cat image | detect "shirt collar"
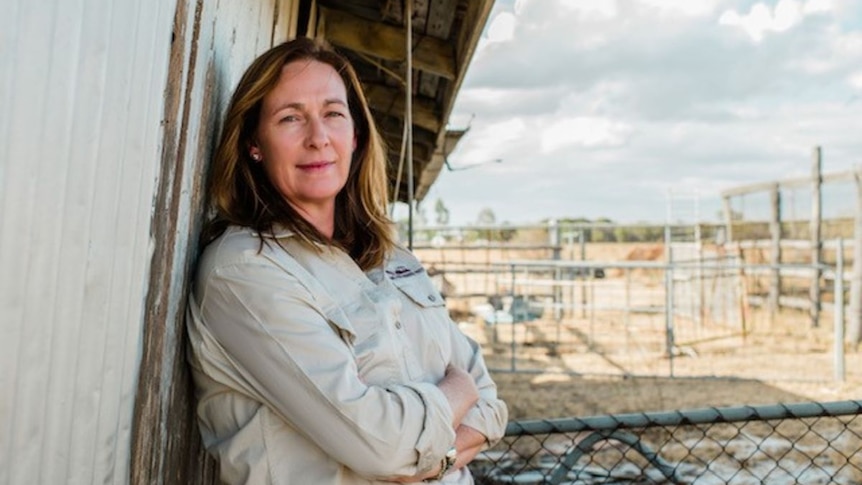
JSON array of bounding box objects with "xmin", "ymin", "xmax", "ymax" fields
[{"xmin": 245, "ymin": 223, "xmax": 296, "ymax": 239}]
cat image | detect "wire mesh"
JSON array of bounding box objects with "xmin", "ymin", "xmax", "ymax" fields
[{"xmin": 468, "ymin": 400, "xmax": 862, "ymax": 484}]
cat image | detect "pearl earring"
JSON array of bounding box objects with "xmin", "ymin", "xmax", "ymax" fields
[{"xmin": 251, "ymin": 153, "xmax": 261, "ymax": 161}]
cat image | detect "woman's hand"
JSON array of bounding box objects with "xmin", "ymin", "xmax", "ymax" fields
[
  {"xmin": 436, "ymin": 366, "xmax": 479, "ymax": 427},
  {"xmin": 384, "ymin": 424, "xmax": 488, "ymax": 483},
  {"xmin": 452, "ymin": 424, "xmax": 486, "ymax": 471},
  {"xmin": 383, "ymin": 370, "xmax": 483, "ymax": 483}
]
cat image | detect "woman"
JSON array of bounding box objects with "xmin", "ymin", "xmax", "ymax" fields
[{"xmin": 186, "ymin": 37, "xmax": 508, "ymax": 484}]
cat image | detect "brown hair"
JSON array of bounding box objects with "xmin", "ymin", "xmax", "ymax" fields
[{"xmin": 203, "ymin": 37, "xmax": 394, "ymax": 270}]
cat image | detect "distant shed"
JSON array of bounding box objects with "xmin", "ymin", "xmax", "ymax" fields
[{"xmin": 0, "ymin": 1, "xmax": 493, "ymax": 483}]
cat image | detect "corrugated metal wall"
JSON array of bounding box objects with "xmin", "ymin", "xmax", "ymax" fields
[
  {"xmin": 0, "ymin": 0, "xmax": 302, "ymax": 483},
  {"xmin": 0, "ymin": 0, "xmax": 177, "ymax": 483}
]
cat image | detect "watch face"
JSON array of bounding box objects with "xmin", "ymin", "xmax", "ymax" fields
[{"xmin": 445, "ymin": 447, "xmax": 457, "ymax": 464}]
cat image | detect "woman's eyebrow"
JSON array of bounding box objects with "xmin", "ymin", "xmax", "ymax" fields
[
  {"xmin": 323, "ymin": 98, "xmax": 348, "ymax": 108},
  {"xmin": 269, "ymin": 101, "xmax": 303, "ymax": 116},
  {"xmin": 269, "ymin": 98, "xmax": 347, "ymax": 116}
]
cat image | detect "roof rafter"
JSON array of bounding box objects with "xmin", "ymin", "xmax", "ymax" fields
[
  {"xmin": 319, "ymin": 6, "xmax": 457, "ymax": 80},
  {"xmin": 364, "ymin": 84, "xmax": 440, "ymax": 133}
]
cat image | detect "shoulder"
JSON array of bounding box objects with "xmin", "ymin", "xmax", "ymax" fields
[
  {"xmin": 388, "ymin": 243, "xmax": 422, "ymax": 265},
  {"xmin": 195, "ymin": 225, "xmax": 301, "ymax": 281},
  {"xmin": 384, "ymin": 244, "xmax": 425, "ymax": 276}
]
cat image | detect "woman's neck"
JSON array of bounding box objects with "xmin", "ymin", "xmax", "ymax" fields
[{"xmin": 292, "ymin": 202, "xmax": 335, "ymax": 239}]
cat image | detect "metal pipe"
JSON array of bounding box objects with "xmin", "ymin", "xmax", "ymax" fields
[{"xmin": 505, "ymin": 400, "xmax": 862, "ymax": 435}]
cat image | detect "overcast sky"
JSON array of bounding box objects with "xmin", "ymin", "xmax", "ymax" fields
[{"xmin": 407, "ymin": 0, "xmax": 862, "ymax": 226}]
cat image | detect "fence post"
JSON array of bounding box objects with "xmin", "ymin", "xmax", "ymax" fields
[
  {"xmin": 770, "ymin": 183, "xmax": 781, "ymax": 327},
  {"xmin": 722, "ymin": 195, "xmax": 734, "ymax": 243},
  {"xmin": 549, "ymin": 219, "xmax": 562, "ymax": 322},
  {"xmin": 579, "ymin": 229, "xmax": 587, "ymax": 318},
  {"xmin": 835, "ymin": 239, "xmax": 845, "ymax": 382},
  {"xmin": 810, "ymin": 146, "xmax": 823, "ymax": 327},
  {"xmin": 664, "ymin": 224, "xmax": 675, "ymax": 377},
  {"xmin": 509, "ymin": 263, "xmax": 517, "ymax": 372},
  {"xmin": 850, "ymin": 168, "xmax": 862, "ymax": 345}
]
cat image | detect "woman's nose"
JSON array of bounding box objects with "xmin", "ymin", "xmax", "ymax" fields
[{"xmin": 305, "ymin": 117, "xmax": 330, "ymax": 148}]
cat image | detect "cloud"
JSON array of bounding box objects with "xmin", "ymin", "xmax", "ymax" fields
[
  {"xmin": 541, "ymin": 117, "xmax": 633, "ymax": 152},
  {"xmin": 430, "ymin": 0, "xmax": 862, "ymax": 226},
  {"xmin": 486, "ymin": 11, "xmax": 515, "ymax": 43},
  {"xmin": 447, "ymin": 117, "xmax": 529, "ymax": 165},
  {"xmin": 718, "ymin": 0, "xmax": 832, "ymax": 43},
  {"xmin": 636, "ymin": 0, "xmax": 721, "ymax": 17}
]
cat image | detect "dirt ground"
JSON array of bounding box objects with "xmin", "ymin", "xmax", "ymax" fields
[
  {"xmin": 487, "ymin": 369, "xmax": 861, "ymax": 421},
  {"xmin": 464, "ymin": 315, "xmax": 862, "ymax": 420},
  {"xmin": 470, "ymin": 295, "xmax": 862, "ymax": 421}
]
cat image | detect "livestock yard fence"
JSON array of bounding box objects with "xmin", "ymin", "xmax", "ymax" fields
[
  {"xmin": 411, "ymin": 152, "xmax": 862, "ymax": 483},
  {"xmin": 468, "ymin": 400, "xmax": 862, "ymax": 484},
  {"xmin": 408, "ymin": 219, "xmax": 859, "ymax": 382}
]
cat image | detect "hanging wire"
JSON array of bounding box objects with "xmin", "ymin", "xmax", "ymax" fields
[
  {"xmin": 392, "ymin": 117, "xmax": 409, "ymax": 216},
  {"xmin": 405, "ymin": 0, "xmax": 415, "ymax": 249}
]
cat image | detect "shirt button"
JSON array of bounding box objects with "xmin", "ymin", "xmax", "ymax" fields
[
  {"xmin": 428, "ymin": 295, "xmax": 436, "ymax": 302},
  {"xmin": 395, "ymin": 321, "xmax": 402, "ymax": 329}
]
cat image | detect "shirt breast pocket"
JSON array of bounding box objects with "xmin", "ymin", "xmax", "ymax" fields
[{"xmin": 390, "ymin": 272, "xmax": 447, "ymax": 310}]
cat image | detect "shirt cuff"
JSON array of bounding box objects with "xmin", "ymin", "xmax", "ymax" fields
[
  {"xmin": 400, "ymin": 381, "xmax": 457, "ymax": 474},
  {"xmin": 460, "ymin": 398, "xmax": 508, "ymax": 446}
]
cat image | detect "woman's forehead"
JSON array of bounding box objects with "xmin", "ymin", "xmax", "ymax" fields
[{"xmin": 271, "ymin": 59, "xmax": 348, "ymax": 100}]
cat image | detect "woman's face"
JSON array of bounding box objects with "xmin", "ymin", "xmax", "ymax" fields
[{"xmin": 252, "ymin": 59, "xmax": 356, "ymax": 217}]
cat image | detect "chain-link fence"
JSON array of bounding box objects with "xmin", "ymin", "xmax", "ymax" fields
[{"xmin": 468, "ymin": 400, "xmax": 862, "ymax": 484}]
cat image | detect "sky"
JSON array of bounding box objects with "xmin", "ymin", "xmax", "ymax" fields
[{"xmin": 403, "ymin": 0, "xmax": 862, "ymax": 226}]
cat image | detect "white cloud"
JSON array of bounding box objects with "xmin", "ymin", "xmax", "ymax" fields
[
  {"xmin": 635, "ymin": 0, "xmax": 719, "ymax": 17},
  {"xmin": 718, "ymin": 0, "xmax": 812, "ymax": 42},
  {"xmin": 803, "ymin": 0, "xmax": 833, "ymax": 14},
  {"xmin": 719, "ymin": 3, "xmax": 782, "ymax": 42},
  {"xmin": 557, "ymin": 0, "xmax": 619, "ymax": 18},
  {"xmin": 541, "ymin": 117, "xmax": 632, "ymax": 152},
  {"xmin": 717, "ymin": 0, "xmax": 839, "ymax": 43},
  {"xmin": 450, "ymin": 117, "xmax": 528, "ymax": 165},
  {"xmin": 773, "ymin": 0, "xmax": 804, "ymax": 31},
  {"xmin": 486, "ymin": 12, "xmax": 515, "ymax": 43},
  {"xmin": 435, "ymin": 0, "xmax": 862, "ymax": 226}
]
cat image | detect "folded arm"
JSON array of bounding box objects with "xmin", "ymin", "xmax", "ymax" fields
[{"xmin": 197, "ymin": 261, "xmax": 458, "ymax": 479}]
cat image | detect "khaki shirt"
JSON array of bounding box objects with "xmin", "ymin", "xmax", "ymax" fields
[{"xmin": 186, "ymin": 226, "xmax": 508, "ymax": 484}]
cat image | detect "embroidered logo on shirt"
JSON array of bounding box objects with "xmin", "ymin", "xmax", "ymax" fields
[{"xmin": 385, "ymin": 265, "xmax": 425, "ymax": 279}]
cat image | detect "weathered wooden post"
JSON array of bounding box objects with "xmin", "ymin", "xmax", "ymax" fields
[
  {"xmin": 810, "ymin": 146, "xmax": 823, "ymax": 328},
  {"xmin": 722, "ymin": 195, "xmax": 734, "ymax": 243},
  {"xmin": 769, "ymin": 183, "xmax": 781, "ymax": 327},
  {"xmin": 834, "ymin": 239, "xmax": 846, "ymax": 382},
  {"xmin": 549, "ymin": 219, "xmax": 563, "ymax": 323},
  {"xmin": 849, "ymin": 167, "xmax": 862, "ymax": 344}
]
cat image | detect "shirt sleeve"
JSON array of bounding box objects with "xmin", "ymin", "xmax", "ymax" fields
[
  {"xmin": 196, "ymin": 257, "xmax": 456, "ymax": 479},
  {"xmin": 448, "ymin": 327, "xmax": 509, "ymax": 445}
]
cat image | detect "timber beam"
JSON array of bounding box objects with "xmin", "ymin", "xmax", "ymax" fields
[
  {"xmin": 319, "ymin": 6, "xmax": 457, "ymax": 80},
  {"xmin": 365, "ymin": 84, "xmax": 440, "ymax": 133}
]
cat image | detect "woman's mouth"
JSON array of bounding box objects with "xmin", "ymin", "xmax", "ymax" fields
[{"xmin": 298, "ymin": 161, "xmax": 334, "ymax": 171}]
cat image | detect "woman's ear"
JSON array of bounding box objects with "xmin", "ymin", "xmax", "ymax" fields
[{"xmin": 248, "ymin": 142, "xmax": 262, "ymax": 162}]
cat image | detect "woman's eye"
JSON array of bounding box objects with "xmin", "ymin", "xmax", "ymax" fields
[
  {"xmin": 326, "ymin": 111, "xmax": 346, "ymax": 118},
  {"xmin": 279, "ymin": 114, "xmax": 299, "ymax": 123}
]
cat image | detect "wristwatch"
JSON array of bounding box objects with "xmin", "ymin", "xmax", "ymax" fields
[{"xmin": 425, "ymin": 446, "xmax": 457, "ymax": 482}]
